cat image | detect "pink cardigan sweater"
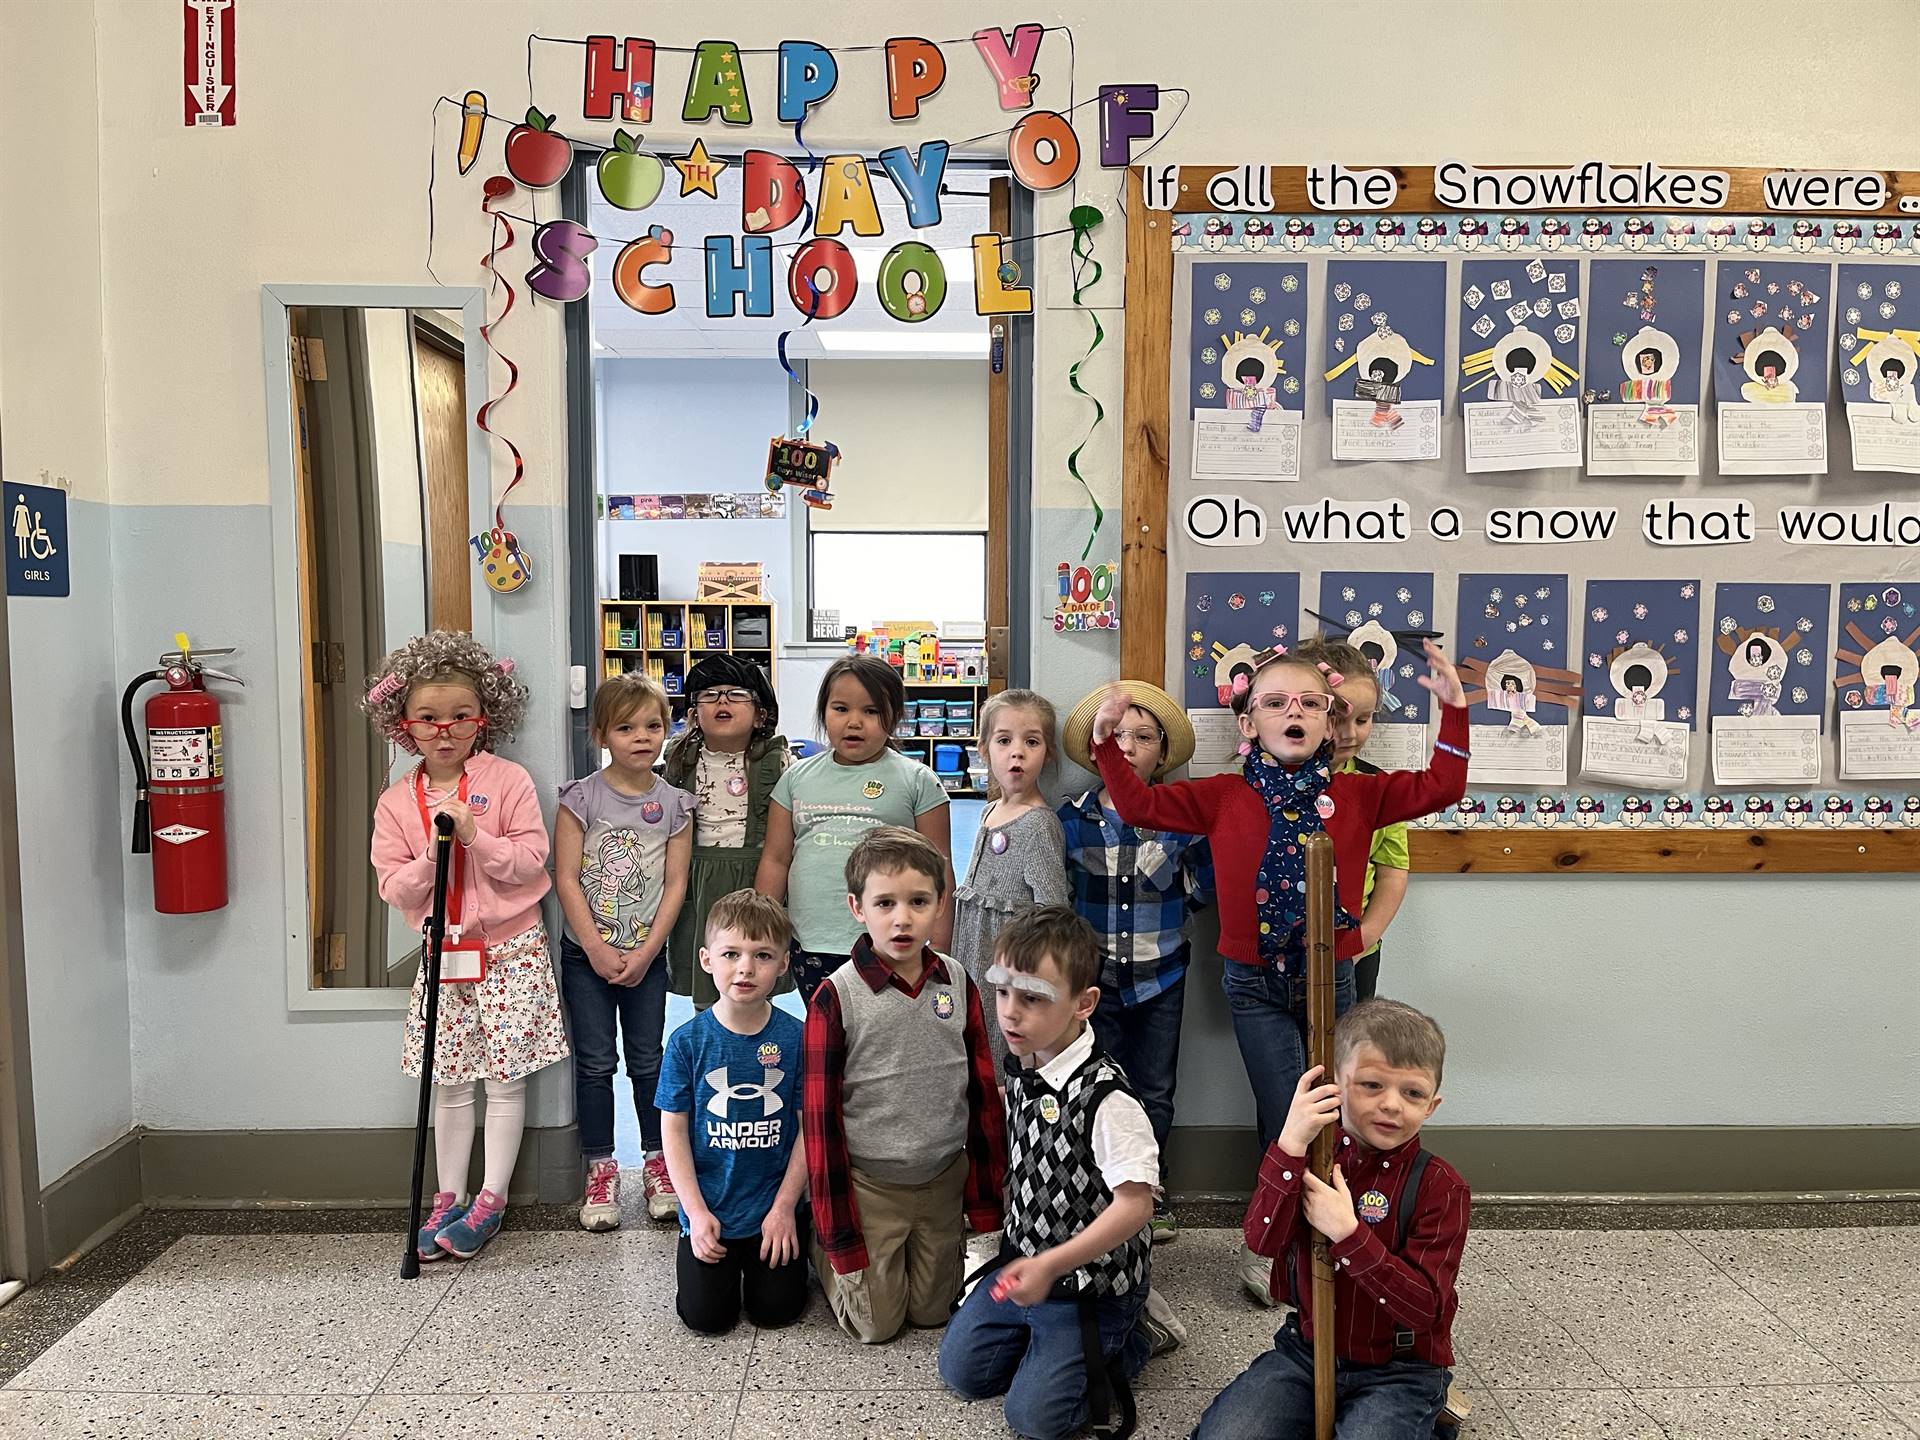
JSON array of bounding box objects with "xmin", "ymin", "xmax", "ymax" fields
[{"xmin": 370, "ymin": 751, "xmax": 551, "ymax": 943}]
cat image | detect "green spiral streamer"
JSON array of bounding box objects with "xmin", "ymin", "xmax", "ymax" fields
[{"xmin": 1064, "ymin": 204, "xmax": 1107, "ymax": 562}]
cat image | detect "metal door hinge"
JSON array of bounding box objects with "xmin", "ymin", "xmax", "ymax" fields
[{"xmin": 314, "ymin": 640, "xmax": 346, "ymax": 685}]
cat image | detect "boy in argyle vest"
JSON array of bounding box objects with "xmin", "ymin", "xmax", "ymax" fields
[{"xmin": 938, "ymin": 908, "xmax": 1183, "ymax": 1440}]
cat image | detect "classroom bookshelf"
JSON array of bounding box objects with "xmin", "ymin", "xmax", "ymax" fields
[
  {"xmin": 599, "ymin": 599, "xmax": 776, "ymax": 716},
  {"xmin": 896, "ymin": 679, "xmax": 989, "ymax": 799}
]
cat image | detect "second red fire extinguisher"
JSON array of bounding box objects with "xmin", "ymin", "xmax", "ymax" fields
[{"xmin": 121, "ymin": 634, "xmax": 242, "ymax": 914}]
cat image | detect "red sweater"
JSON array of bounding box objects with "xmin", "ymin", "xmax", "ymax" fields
[{"xmin": 1092, "ymin": 705, "xmax": 1468, "ymax": 966}]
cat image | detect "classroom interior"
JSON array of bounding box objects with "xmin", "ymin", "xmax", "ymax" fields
[{"xmin": 0, "ymin": 2, "xmax": 1916, "ymax": 1438}]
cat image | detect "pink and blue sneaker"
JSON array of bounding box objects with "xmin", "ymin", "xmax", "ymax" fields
[
  {"xmin": 416, "ymin": 1191, "xmax": 467, "ymax": 1262},
  {"xmin": 435, "ymin": 1189, "xmax": 506, "ymax": 1259}
]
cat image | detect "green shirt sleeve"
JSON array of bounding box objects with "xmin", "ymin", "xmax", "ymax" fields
[{"xmin": 1369, "ymin": 819, "xmax": 1410, "ymax": 872}]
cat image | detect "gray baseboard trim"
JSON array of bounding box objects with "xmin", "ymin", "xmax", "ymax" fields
[
  {"xmin": 141, "ymin": 1126, "xmax": 582, "ymax": 1207},
  {"xmin": 1162, "ymin": 1124, "xmax": 1920, "ymax": 1201},
  {"xmin": 40, "ymin": 1131, "xmax": 143, "ymax": 1265}
]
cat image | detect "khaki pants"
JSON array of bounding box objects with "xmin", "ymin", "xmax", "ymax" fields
[{"xmin": 814, "ymin": 1152, "xmax": 968, "ymax": 1344}]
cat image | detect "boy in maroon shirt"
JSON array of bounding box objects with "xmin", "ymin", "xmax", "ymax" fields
[{"xmin": 1194, "ymin": 999, "xmax": 1467, "ymax": 1438}]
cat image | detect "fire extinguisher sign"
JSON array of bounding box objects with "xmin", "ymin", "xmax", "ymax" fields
[
  {"xmin": 150, "ymin": 726, "xmax": 221, "ymax": 782},
  {"xmin": 182, "ymin": 1, "xmax": 236, "ymax": 128}
]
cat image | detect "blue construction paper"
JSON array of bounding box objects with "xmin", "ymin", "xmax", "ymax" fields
[
  {"xmin": 1707, "ymin": 583, "xmax": 1831, "ymax": 725},
  {"xmin": 1457, "ymin": 574, "xmax": 1572, "ymax": 725},
  {"xmin": 1458, "ymin": 258, "xmax": 1582, "ymax": 400},
  {"xmin": 1189, "ymin": 262, "xmax": 1310, "ymax": 413},
  {"xmin": 1835, "ymin": 265, "xmax": 1920, "ymax": 407},
  {"xmin": 1313, "ymin": 572, "xmax": 1435, "ymax": 725},
  {"xmin": 1834, "ymin": 582, "xmax": 1920, "ymax": 712},
  {"xmin": 1181, "ymin": 571, "xmax": 1301, "ymax": 711},
  {"xmin": 1710, "ymin": 261, "xmax": 1831, "ymax": 405},
  {"xmin": 1322, "ymin": 261, "xmax": 1447, "ymax": 413},
  {"xmin": 1582, "ymin": 260, "xmax": 1706, "ymax": 408},
  {"xmin": 1580, "ymin": 579, "xmax": 1703, "ymax": 730}
]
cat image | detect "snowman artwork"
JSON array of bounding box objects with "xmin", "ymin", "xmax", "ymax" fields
[
  {"xmin": 1580, "ymin": 217, "xmax": 1611, "ymax": 252},
  {"xmin": 1283, "ymin": 217, "xmax": 1314, "ymax": 252},
  {"xmin": 1219, "ymin": 328, "xmax": 1284, "ymax": 423},
  {"xmin": 1497, "ymin": 217, "xmax": 1529, "ymax": 251},
  {"xmin": 1539, "ymin": 217, "xmax": 1569, "ymax": 252},
  {"xmin": 1660, "ymin": 795, "xmax": 1691, "ymax": 829},
  {"xmin": 1790, "ymin": 219, "xmax": 1821, "ymax": 253},
  {"xmin": 1910, "ymin": 220, "xmax": 1920, "ymax": 255},
  {"xmin": 1456, "ymin": 217, "xmax": 1487, "ymax": 252},
  {"xmin": 1331, "ymin": 217, "xmax": 1362, "ymax": 253},
  {"xmin": 1746, "ymin": 219, "xmax": 1775, "ymax": 252},
  {"xmin": 1485, "ymin": 650, "xmax": 1542, "ymax": 733},
  {"xmin": 1704, "ymin": 220, "xmax": 1736, "ymax": 252},
  {"xmin": 1574, "ymin": 794, "xmax": 1604, "ymax": 829},
  {"xmin": 1494, "ymin": 795, "xmax": 1524, "ymax": 829},
  {"xmin": 1735, "ymin": 325, "xmax": 1802, "ymax": 404},
  {"xmin": 1622, "ymin": 217, "xmax": 1653, "ymax": 252},
  {"xmin": 1745, "ymin": 795, "xmax": 1774, "ymax": 829},
  {"xmin": 1862, "ymin": 795, "xmax": 1893, "ymax": 829},
  {"xmin": 1618, "ymin": 325, "xmax": 1681, "ymax": 428},
  {"xmin": 1609, "ymin": 642, "xmax": 1672, "ymax": 742},
  {"xmin": 1415, "ymin": 216, "xmax": 1447, "ymax": 252},
  {"xmin": 1784, "ymin": 795, "xmax": 1812, "ymax": 828},
  {"xmin": 1201, "ymin": 216, "xmax": 1232, "ymax": 252},
  {"xmin": 1243, "ymin": 217, "xmax": 1274, "ymax": 252},
  {"xmin": 1703, "ymin": 795, "xmax": 1733, "ymax": 829},
  {"xmin": 1620, "ymin": 795, "xmax": 1650, "ymax": 829},
  {"xmin": 1832, "ymin": 221, "xmax": 1860, "ymax": 254},
  {"xmin": 1533, "ymin": 796, "xmax": 1562, "ymax": 829},
  {"xmin": 1663, "ymin": 219, "xmax": 1695, "ymax": 251},
  {"xmin": 1871, "ymin": 221, "xmax": 1900, "ymax": 255},
  {"xmin": 1862, "ymin": 334, "xmax": 1920, "ymax": 425},
  {"xmin": 1902, "ymin": 794, "xmax": 1920, "ymax": 828},
  {"xmin": 1453, "ymin": 797, "xmax": 1484, "ymax": 829},
  {"xmin": 1820, "ymin": 795, "xmax": 1852, "ymax": 828}
]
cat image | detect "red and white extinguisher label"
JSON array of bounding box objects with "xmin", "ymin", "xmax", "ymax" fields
[
  {"xmin": 153, "ymin": 824, "xmax": 211, "ymax": 845},
  {"xmin": 150, "ymin": 726, "xmax": 218, "ymax": 782}
]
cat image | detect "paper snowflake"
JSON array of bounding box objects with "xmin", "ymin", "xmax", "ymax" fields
[
  {"xmin": 1847, "ymin": 596, "xmax": 1863, "ymax": 612},
  {"xmin": 1674, "ymin": 628, "xmax": 1689, "ymax": 645},
  {"xmin": 1589, "ymin": 653, "xmax": 1603, "ymax": 668},
  {"xmin": 1190, "ymin": 629, "xmax": 1204, "ymax": 641},
  {"xmin": 1506, "ymin": 621, "xmax": 1518, "ymax": 632},
  {"xmin": 1865, "ymin": 595, "xmax": 1879, "ymax": 611},
  {"xmin": 1200, "ymin": 346, "xmax": 1219, "ymax": 365},
  {"xmin": 1282, "ymin": 375, "xmax": 1300, "ymax": 394},
  {"xmin": 1750, "ymin": 302, "xmax": 1768, "ymax": 317},
  {"xmin": 1399, "ymin": 664, "xmax": 1415, "ymax": 679},
  {"xmin": 1795, "ymin": 616, "xmax": 1814, "ymax": 632},
  {"xmin": 1882, "ymin": 302, "xmax": 1899, "ymax": 320},
  {"xmin": 1472, "ymin": 315, "xmax": 1496, "ymax": 338},
  {"xmin": 1407, "ymin": 610, "xmax": 1424, "ymax": 626},
  {"xmin": 1212, "ymin": 273, "xmax": 1232, "ymax": 291},
  {"xmin": 1591, "ymin": 607, "xmax": 1608, "ymax": 622},
  {"xmin": 1594, "ymin": 695, "xmax": 1610, "ymax": 710},
  {"xmin": 1719, "ymin": 616, "xmax": 1738, "ymax": 635},
  {"xmin": 1842, "ymin": 334, "xmax": 1858, "ymax": 352},
  {"xmin": 1791, "ymin": 687, "xmax": 1808, "ymax": 705},
  {"xmin": 1883, "ymin": 619, "xmax": 1900, "ymax": 635},
  {"xmin": 1542, "ymin": 639, "xmax": 1554, "ymax": 652},
  {"xmin": 1280, "ymin": 275, "xmax": 1300, "ymax": 293},
  {"xmin": 1680, "ymin": 584, "xmax": 1695, "ymax": 599},
  {"xmin": 1616, "ymin": 630, "xmax": 1629, "ymax": 644},
  {"xmin": 1633, "ymin": 603, "xmax": 1648, "ymax": 619},
  {"xmin": 1199, "ymin": 382, "xmax": 1217, "ymax": 399},
  {"xmin": 1248, "ymin": 286, "xmax": 1268, "ymax": 304},
  {"xmin": 1889, "ymin": 281, "xmax": 1903, "ymax": 299},
  {"xmin": 1368, "ymin": 602, "xmax": 1384, "ymax": 617},
  {"xmin": 1273, "ymin": 623, "xmax": 1289, "ymax": 640},
  {"xmin": 1258, "ymin": 590, "xmax": 1276, "ymax": 605},
  {"xmin": 1535, "ymin": 587, "xmax": 1551, "ymax": 600},
  {"xmin": 1845, "ymin": 368, "xmax": 1861, "ymax": 387},
  {"xmin": 1732, "ymin": 284, "xmax": 1749, "ymax": 299},
  {"xmin": 1766, "ymin": 282, "xmax": 1780, "ymax": 295},
  {"xmin": 1196, "ymin": 595, "xmax": 1212, "ymax": 612},
  {"xmin": 1228, "ymin": 593, "xmax": 1246, "ymax": 610},
  {"xmin": 1283, "ymin": 318, "xmax": 1300, "ymax": 337},
  {"xmin": 1203, "ymin": 308, "xmax": 1221, "ymax": 326},
  {"xmin": 1777, "ymin": 311, "xmax": 1796, "ymax": 328},
  {"xmin": 1515, "ymin": 594, "xmax": 1529, "ymax": 609},
  {"xmin": 1396, "ymin": 587, "xmax": 1412, "ymax": 604},
  {"xmin": 1738, "ymin": 703, "xmax": 1754, "ymax": 717},
  {"xmin": 1338, "ymin": 313, "xmax": 1355, "ymax": 332},
  {"xmin": 1189, "ymin": 646, "xmax": 1204, "ymax": 660},
  {"xmin": 1345, "ymin": 609, "xmax": 1363, "ymax": 626},
  {"xmin": 1858, "ymin": 282, "xmax": 1874, "ymax": 300},
  {"xmin": 1341, "ymin": 587, "xmax": 1357, "ymax": 602},
  {"xmin": 1354, "ymin": 293, "xmax": 1372, "ymax": 311},
  {"xmin": 1726, "ymin": 309, "xmax": 1741, "ymax": 325},
  {"xmin": 1240, "ymin": 308, "xmax": 1257, "ymax": 326},
  {"xmin": 1745, "ymin": 269, "xmax": 1761, "ymax": 283},
  {"xmin": 1757, "ymin": 594, "xmax": 1775, "ymax": 613},
  {"xmin": 1794, "ymin": 647, "xmax": 1814, "ymax": 666},
  {"xmin": 1677, "ymin": 706, "xmax": 1690, "ymax": 721},
  {"xmin": 1334, "ymin": 338, "xmax": 1346, "ymax": 353},
  {"xmin": 1847, "ymin": 307, "xmax": 1862, "ymax": 324},
  {"xmin": 1489, "ymin": 588, "xmax": 1504, "ymax": 603},
  {"xmin": 1333, "ymin": 282, "xmax": 1352, "ymax": 302}
]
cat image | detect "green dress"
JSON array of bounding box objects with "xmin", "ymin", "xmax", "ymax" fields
[{"xmin": 663, "ymin": 735, "xmax": 791, "ymax": 1007}]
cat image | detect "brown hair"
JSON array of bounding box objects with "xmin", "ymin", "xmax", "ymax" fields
[
  {"xmin": 1228, "ymin": 653, "xmax": 1330, "ymax": 716},
  {"xmin": 703, "ymin": 888, "xmax": 793, "ymax": 949},
  {"xmin": 1335, "ymin": 999, "xmax": 1447, "ymax": 1089},
  {"xmin": 844, "ymin": 824, "xmax": 946, "ymax": 900},
  {"xmin": 592, "ymin": 671, "xmax": 671, "ymax": 740},
  {"xmin": 1290, "ymin": 636, "xmax": 1379, "ymax": 710},
  {"xmin": 992, "ymin": 905, "xmax": 1100, "ymax": 995},
  {"xmin": 816, "ymin": 655, "xmax": 905, "ymax": 738}
]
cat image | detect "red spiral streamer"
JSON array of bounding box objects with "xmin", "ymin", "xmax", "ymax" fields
[{"xmin": 477, "ymin": 175, "xmax": 525, "ymax": 530}]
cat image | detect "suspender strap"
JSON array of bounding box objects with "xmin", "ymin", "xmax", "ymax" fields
[
  {"xmin": 1078, "ymin": 1294, "xmax": 1136, "ymax": 1439},
  {"xmin": 1391, "ymin": 1147, "xmax": 1434, "ymax": 1359}
]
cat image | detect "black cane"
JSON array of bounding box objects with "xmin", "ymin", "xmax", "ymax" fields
[{"xmin": 400, "ymin": 812, "xmax": 457, "ymax": 1279}]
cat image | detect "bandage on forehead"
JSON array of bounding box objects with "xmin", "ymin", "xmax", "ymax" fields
[{"xmin": 984, "ymin": 965, "xmax": 1058, "ymax": 1001}]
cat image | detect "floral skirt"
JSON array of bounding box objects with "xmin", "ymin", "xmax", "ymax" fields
[{"xmin": 402, "ymin": 922, "xmax": 572, "ymax": 1084}]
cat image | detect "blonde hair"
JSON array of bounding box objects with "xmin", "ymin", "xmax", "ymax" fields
[
  {"xmin": 362, "ymin": 630, "xmax": 528, "ymax": 753},
  {"xmin": 592, "ymin": 671, "xmax": 671, "ymax": 741},
  {"xmin": 979, "ymin": 688, "xmax": 1058, "ymax": 797},
  {"xmin": 704, "ymin": 888, "xmax": 793, "ymax": 949},
  {"xmin": 1335, "ymin": 999, "xmax": 1447, "ymax": 1090}
]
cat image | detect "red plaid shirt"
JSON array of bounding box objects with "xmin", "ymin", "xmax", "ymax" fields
[
  {"xmin": 1244, "ymin": 1126, "xmax": 1470, "ymax": 1367},
  {"xmin": 803, "ymin": 939, "xmax": 1007, "ymax": 1274}
]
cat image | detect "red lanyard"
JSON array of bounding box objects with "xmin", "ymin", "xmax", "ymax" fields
[{"xmin": 412, "ymin": 766, "xmax": 468, "ymax": 939}]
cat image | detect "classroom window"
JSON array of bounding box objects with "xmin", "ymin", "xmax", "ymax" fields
[{"xmin": 810, "ymin": 532, "xmax": 987, "ymax": 633}]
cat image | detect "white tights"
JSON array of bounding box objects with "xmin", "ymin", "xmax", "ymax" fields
[{"xmin": 433, "ymin": 1077, "xmax": 527, "ymax": 1200}]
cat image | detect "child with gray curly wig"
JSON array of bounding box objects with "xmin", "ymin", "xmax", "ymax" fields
[{"xmin": 365, "ymin": 630, "xmax": 570, "ymax": 1263}]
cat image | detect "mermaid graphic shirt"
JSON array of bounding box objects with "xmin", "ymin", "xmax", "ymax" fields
[{"xmin": 557, "ymin": 771, "xmax": 694, "ymax": 949}]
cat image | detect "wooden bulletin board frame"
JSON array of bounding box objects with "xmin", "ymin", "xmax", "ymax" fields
[{"xmin": 1119, "ymin": 165, "xmax": 1920, "ymax": 874}]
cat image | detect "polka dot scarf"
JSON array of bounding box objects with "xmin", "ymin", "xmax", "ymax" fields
[{"xmin": 1242, "ymin": 739, "xmax": 1353, "ymax": 973}]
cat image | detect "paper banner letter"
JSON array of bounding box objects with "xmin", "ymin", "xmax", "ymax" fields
[
  {"xmin": 704, "ymin": 234, "xmax": 774, "ymax": 317},
  {"xmin": 878, "ymin": 141, "xmax": 950, "ymax": 228},
  {"xmin": 596, "ymin": 129, "xmax": 665, "ymax": 212},
  {"xmin": 1098, "ymin": 84, "xmax": 1158, "ymax": 168},
  {"xmin": 788, "ymin": 238, "xmax": 857, "ymax": 321},
  {"xmin": 742, "ymin": 150, "xmax": 805, "ymax": 234},
  {"xmin": 885, "ymin": 36, "xmax": 946, "ymax": 120},
  {"xmin": 815, "ymin": 155, "xmax": 884, "ymax": 238},
  {"xmin": 526, "ymin": 220, "xmax": 598, "ymax": 303},
  {"xmin": 973, "ymin": 233, "xmax": 1033, "ymax": 316},
  {"xmin": 1008, "ymin": 109, "xmax": 1080, "ymax": 191},
  {"xmin": 582, "ymin": 36, "xmax": 654, "ymax": 123},
  {"xmin": 972, "ymin": 24, "xmax": 1043, "ymax": 110},
  {"xmin": 682, "ymin": 39, "xmax": 751, "ymax": 125},
  {"xmin": 776, "ymin": 39, "xmax": 838, "ymax": 123},
  {"xmin": 876, "ymin": 240, "xmax": 948, "ymax": 323},
  {"xmin": 504, "ymin": 108, "xmax": 573, "ymax": 189},
  {"xmin": 613, "ymin": 227, "xmax": 676, "ymax": 315}
]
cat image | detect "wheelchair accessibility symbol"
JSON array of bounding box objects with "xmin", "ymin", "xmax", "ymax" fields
[
  {"xmin": 6, "ymin": 483, "xmax": 70, "ymax": 597},
  {"xmin": 13, "ymin": 495, "xmax": 56, "ymax": 562}
]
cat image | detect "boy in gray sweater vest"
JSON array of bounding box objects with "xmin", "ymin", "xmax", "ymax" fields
[{"xmin": 803, "ymin": 827, "xmax": 1008, "ymax": 1343}]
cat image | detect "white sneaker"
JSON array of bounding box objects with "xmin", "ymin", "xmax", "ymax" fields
[
  {"xmin": 1240, "ymin": 1244, "xmax": 1281, "ymax": 1307},
  {"xmin": 578, "ymin": 1157, "xmax": 621, "ymax": 1232},
  {"xmin": 1140, "ymin": 1287, "xmax": 1185, "ymax": 1356}
]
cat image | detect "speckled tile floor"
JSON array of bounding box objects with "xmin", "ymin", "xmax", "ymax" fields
[{"xmin": 2, "ymin": 1199, "xmax": 1916, "ymax": 1438}]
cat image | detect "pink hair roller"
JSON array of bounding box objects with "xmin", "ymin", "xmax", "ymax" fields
[{"xmin": 366, "ymin": 673, "xmax": 405, "ymax": 704}]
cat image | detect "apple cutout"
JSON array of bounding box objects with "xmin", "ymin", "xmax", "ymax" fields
[
  {"xmin": 597, "ymin": 129, "xmax": 664, "ymax": 212},
  {"xmin": 505, "ymin": 107, "xmax": 572, "ymax": 189}
]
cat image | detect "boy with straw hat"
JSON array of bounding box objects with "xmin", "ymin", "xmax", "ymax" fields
[{"xmin": 1058, "ymin": 682, "xmax": 1213, "ymax": 1243}]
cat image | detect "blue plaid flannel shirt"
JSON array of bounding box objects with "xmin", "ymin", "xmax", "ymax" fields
[{"xmin": 1058, "ymin": 788, "xmax": 1214, "ymax": 1007}]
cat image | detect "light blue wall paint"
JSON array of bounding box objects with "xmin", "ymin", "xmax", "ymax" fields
[
  {"xmin": 1026, "ymin": 504, "xmax": 1920, "ymax": 1130},
  {"xmin": 8, "ymin": 498, "xmax": 134, "ymax": 1182}
]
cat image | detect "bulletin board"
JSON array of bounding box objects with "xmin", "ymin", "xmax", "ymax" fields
[{"xmin": 1120, "ymin": 165, "xmax": 1920, "ymax": 873}]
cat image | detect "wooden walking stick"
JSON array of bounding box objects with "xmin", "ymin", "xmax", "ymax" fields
[{"xmin": 1304, "ymin": 832, "xmax": 1338, "ymax": 1440}]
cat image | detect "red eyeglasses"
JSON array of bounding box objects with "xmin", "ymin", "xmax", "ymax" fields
[{"xmin": 403, "ymin": 717, "xmax": 486, "ymax": 741}]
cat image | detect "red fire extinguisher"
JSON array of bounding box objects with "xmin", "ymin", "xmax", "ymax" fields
[{"xmin": 121, "ymin": 634, "xmax": 243, "ymax": 914}]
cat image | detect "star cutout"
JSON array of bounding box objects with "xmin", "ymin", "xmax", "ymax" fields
[{"xmin": 672, "ymin": 138, "xmax": 728, "ymax": 198}]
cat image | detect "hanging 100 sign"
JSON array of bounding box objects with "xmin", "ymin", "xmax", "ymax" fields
[
  {"xmin": 1054, "ymin": 561, "xmax": 1119, "ymax": 633},
  {"xmin": 765, "ymin": 437, "xmax": 838, "ymax": 492}
]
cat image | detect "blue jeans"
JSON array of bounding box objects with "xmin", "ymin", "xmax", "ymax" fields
[
  {"xmin": 939, "ymin": 1278, "xmax": 1147, "ymax": 1440},
  {"xmin": 559, "ymin": 934, "xmax": 668, "ymax": 1156},
  {"xmin": 1089, "ymin": 972, "xmax": 1186, "ymax": 1174},
  {"xmin": 1222, "ymin": 959, "xmax": 1355, "ymax": 1154},
  {"xmin": 1194, "ymin": 1317, "xmax": 1449, "ymax": 1440}
]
